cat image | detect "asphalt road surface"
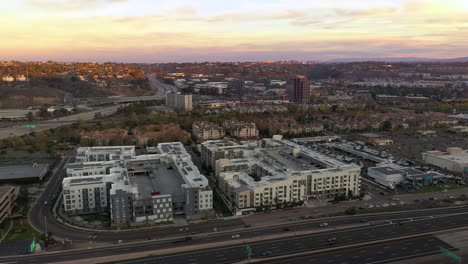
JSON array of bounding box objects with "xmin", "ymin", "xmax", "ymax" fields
[
  {"xmin": 256, "ymin": 235, "xmax": 456, "ymax": 264},
  {"xmin": 8, "ymin": 206, "xmax": 467, "ymax": 264},
  {"xmin": 100, "ymin": 210, "xmax": 468, "ymax": 264},
  {"xmin": 0, "ymin": 105, "xmax": 120, "ymax": 140},
  {"xmin": 147, "ymin": 74, "xmax": 177, "ymax": 97}
]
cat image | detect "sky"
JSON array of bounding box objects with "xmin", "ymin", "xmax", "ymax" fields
[{"xmin": 1, "ymin": 0, "xmax": 468, "ymax": 62}]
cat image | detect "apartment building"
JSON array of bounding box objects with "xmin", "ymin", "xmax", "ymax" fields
[
  {"xmin": 202, "ymin": 137, "xmax": 361, "ymax": 213},
  {"xmin": 192, "ymin": 121, "xmax": 226, "ymax": 141},
  {"xmin": 199, "ymin": 139, "xmax": 253, "ymax": 168},
  {"xmin": 0, "ymin": 186, "xmax": 16, "ymax": 225},
  {"xmin": 223, "ymin": 120, "xmax": 259, "ymax": 139},
  {"xmin": 286, "ymin": 75, "xmax": 311, "ymax": 104},
  {"xmin": 63, "ymin": 144, "xmax": 213, "ymax": 226}
]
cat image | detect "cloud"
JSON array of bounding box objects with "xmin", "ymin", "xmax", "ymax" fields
[
  {"xmin": 207, "ymin": 9, "xmax": 306, "ymax": 23},
  {"xmin": 23, "ymin": 0, "xmax": 127, "ymax": 12},
  {"xmin": 333, "ymin": 7, "xmax": 397, "ymax": 18}
]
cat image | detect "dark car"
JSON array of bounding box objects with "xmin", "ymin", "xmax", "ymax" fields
[{"xmin": 261, "ymin": 251, "xmax": 273, "ymax": 256}]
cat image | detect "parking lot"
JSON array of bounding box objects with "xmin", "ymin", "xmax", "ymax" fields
[{"xmin": 306, "ymin": 131, "xmax": 467, "ymax": 197}]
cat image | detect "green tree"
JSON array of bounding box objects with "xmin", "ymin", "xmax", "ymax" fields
[
  {"xmin": 17, "ymin": 186, "xmax": 29, "ymax": 207},
  {"xmin": 381, "ymin": 120, "xmax": 392, "ymax": 131},
  {"xmin": 345, "ymin": 206, "xmax": 358, "ymax": 215}
]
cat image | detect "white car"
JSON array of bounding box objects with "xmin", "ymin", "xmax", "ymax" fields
[
  {"xmin": 382, "ymin": 203, "xmax": 389, "ymax": 207},
  {"xmin": 319, "ymin": 222, "xmax": 329, "ymax": 227},
  {"xmin": 231, "ymin": 234, "xmax": 240, "ymax": 239}
]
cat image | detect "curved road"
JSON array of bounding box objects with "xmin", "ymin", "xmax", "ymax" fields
[{"xmin": 28, "ymin": 158, "xmax": 468, "ymax": 244}]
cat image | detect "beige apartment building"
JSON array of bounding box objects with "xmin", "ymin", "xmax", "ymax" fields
[
  {"xmin": 223, "ymin": 120, "xmax": 259, "ymax": 139},
  {"xmin": 0, "ymin": 186, "xmax": 16, "ymax": 225},
  {"xmin": 192, "ymin": 122, "xmax": 226, "ymax": 141},
  {"xmin": 201, "ymin": 137, "xmax": 361, "ymax": 213}
]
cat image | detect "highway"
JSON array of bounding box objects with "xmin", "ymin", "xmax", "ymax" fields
[
  {"xmin": 0, "ymin": 105, "xmax": 120, "ymax": 140},
  {"xmin": 8, "ymin": 197, "xmax": 468, "ymax": 264},
  {"xmin": 98, "ymin": 211, "xmax": 468, "ymax": 264},
  {"xmin": 255, "ymin": 235, "xmax": 456, "ymax": 264},
  {"xmin": 147, "ymin": 74, "xmax": 177, "ymax": 97}
]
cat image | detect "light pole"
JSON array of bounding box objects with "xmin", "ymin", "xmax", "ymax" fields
[{"xmin": 44, "ymin": 216, "xmax": 48, "ymax": 237}]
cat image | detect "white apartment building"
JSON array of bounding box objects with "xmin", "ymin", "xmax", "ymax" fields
[
  {"xmin": 63, "ymin": 144, "xmax": 213, "ymax": 226},
  {"xmin": 202, "ymin": 137, "xmax": 361, "ymax": 213}
]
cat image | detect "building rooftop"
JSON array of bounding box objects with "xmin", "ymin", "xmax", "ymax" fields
[
  {"xmin": 0, "ymin": 164, "xmax": 48, "ymax": 181},
  {"xmin": 371, "ymin": 166, "xmax": 404, "ymax": 175},
  {"xmin": 218, "ymin": 138, "xmax": 360, "ymax": 191}
]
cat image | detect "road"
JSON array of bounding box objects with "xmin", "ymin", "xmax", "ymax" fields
[
  {"xmin": 103, "ymin": 209, "xmax": 468, "ymax": 264},
  {"xmin": 147, "ymin": 74, "xmax": 177, "ymax": 97},
  {"xmin": 254, "ymin": 235, "xmax": 456, "ymax": 264},
  {"xmin": 0, "ymin": 105, "xmax": 120, "ymax": 140},
  {"xmin": 9, "ymin": 203, "xmax": 468, "ymax": 263},
  {"xmin": 29, "ymin": 159, "xmax": 468, "ymax": 243}
]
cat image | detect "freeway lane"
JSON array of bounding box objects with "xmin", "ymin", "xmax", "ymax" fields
[
  {"xmin": 0, "ymin": 105, "xmax": 120, "ymax": 140},
  {"xmin": 147, "ymin": 74, "xmax": 177, "ymax": 97},
  {"xmin": 105, "ymin": 212, "xmax": 468, "ymax": 264},
  {"xmin": 256, "ymin": 235, "xmax": 456, "ymax": 264},
  {"xmin": 6, "ymin": 209, "xmax": 468, "ymax": 263}
]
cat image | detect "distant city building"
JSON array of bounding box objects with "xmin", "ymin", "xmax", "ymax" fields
[
  {"xmin": 1, "ymin": 76, "xmax": 14, "ymax": 82},
  {"xmin": 15, "ymin": 75, "xmax": 27, "ymax": 82},
  {"xmin": 422, "ymin": 148, "xmax": 468, "ymax": 174},
  {"xmin": 357, "ymin": 133, "xmax": 393, "ymax": 146},
  {"xmin": 286, "ymin": 75, "xmax": 311, "ymax": 103},
  {"xmin": 0, "ymin": 186, "xmax": 16, "ymax": 225},
  {"xmin": 165, "ymin": 92, "xmax": 192, "ymax": 111},
  {"xmin": 228, "ymin": 79, "xmax": 245, "ymax": 99},
  {"xmin": 192, "ymin": 121, "xmax": 225, "ymax": 141},
  {"xmin": 223, "ymin": 120, "xmax": 259, "ymax": 139},
  {"xmin": 63, "ymin": 144, "xmax": 213, "ymax": 226},
  {"xmin": 268, "ymin": 118, "xmax": 323, "ymax": 136}
]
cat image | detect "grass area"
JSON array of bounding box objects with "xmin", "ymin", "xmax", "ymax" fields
[
  {"xmin": 213, "ymin": 190, "xmax": 233, "ymax": 217},
  {"xmin": 0, "ymin": 219, "xmax": 12, "ymax": 239},
  {"xmin": 81, "ymin": 214, "xmax": 110, "ymax": 224},
  {"xmin": 410, "ymin": 184, "xmax": 468, "ymax": 194},
  {"xmin": 4, "ymin": 219, "xmax": 42, "ymax": 242},
  {"xmin": 21, "ymin": 206, "xmax": 31, "ymax": 216}
]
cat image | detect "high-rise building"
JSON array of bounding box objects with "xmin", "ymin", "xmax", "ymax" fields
[
  {"xmin": 287, "ymin": 75, "xmax": 311, "ymax": 103},
  {"xmin": 166, "ymin": 92, "xmax": 193, "ymax": 110},
  {"xmin": 228, "ymin": 79, "xmax": 245, "ymax": 99}
]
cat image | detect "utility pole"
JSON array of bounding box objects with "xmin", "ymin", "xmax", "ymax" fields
[{"xmin": 44, "ymin": 216, "xmax": 48, "ymax": 237}]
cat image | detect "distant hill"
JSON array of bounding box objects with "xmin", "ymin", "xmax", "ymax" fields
[{"xmin": 323, "ymin": 57, "xmax": 468, "ymax": 63}]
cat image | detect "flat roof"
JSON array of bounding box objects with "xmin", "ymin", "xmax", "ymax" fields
[
  {"xmin": 371, "ymin": 166, "xmax": 402, "ymax": 175},
  {"xmin": 0, "ymin": 164, "xmax": 48, "ymax": 180},
  {"xmin": 151, "ymin": 165, "xmax": 186, "ymax": 202}
]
